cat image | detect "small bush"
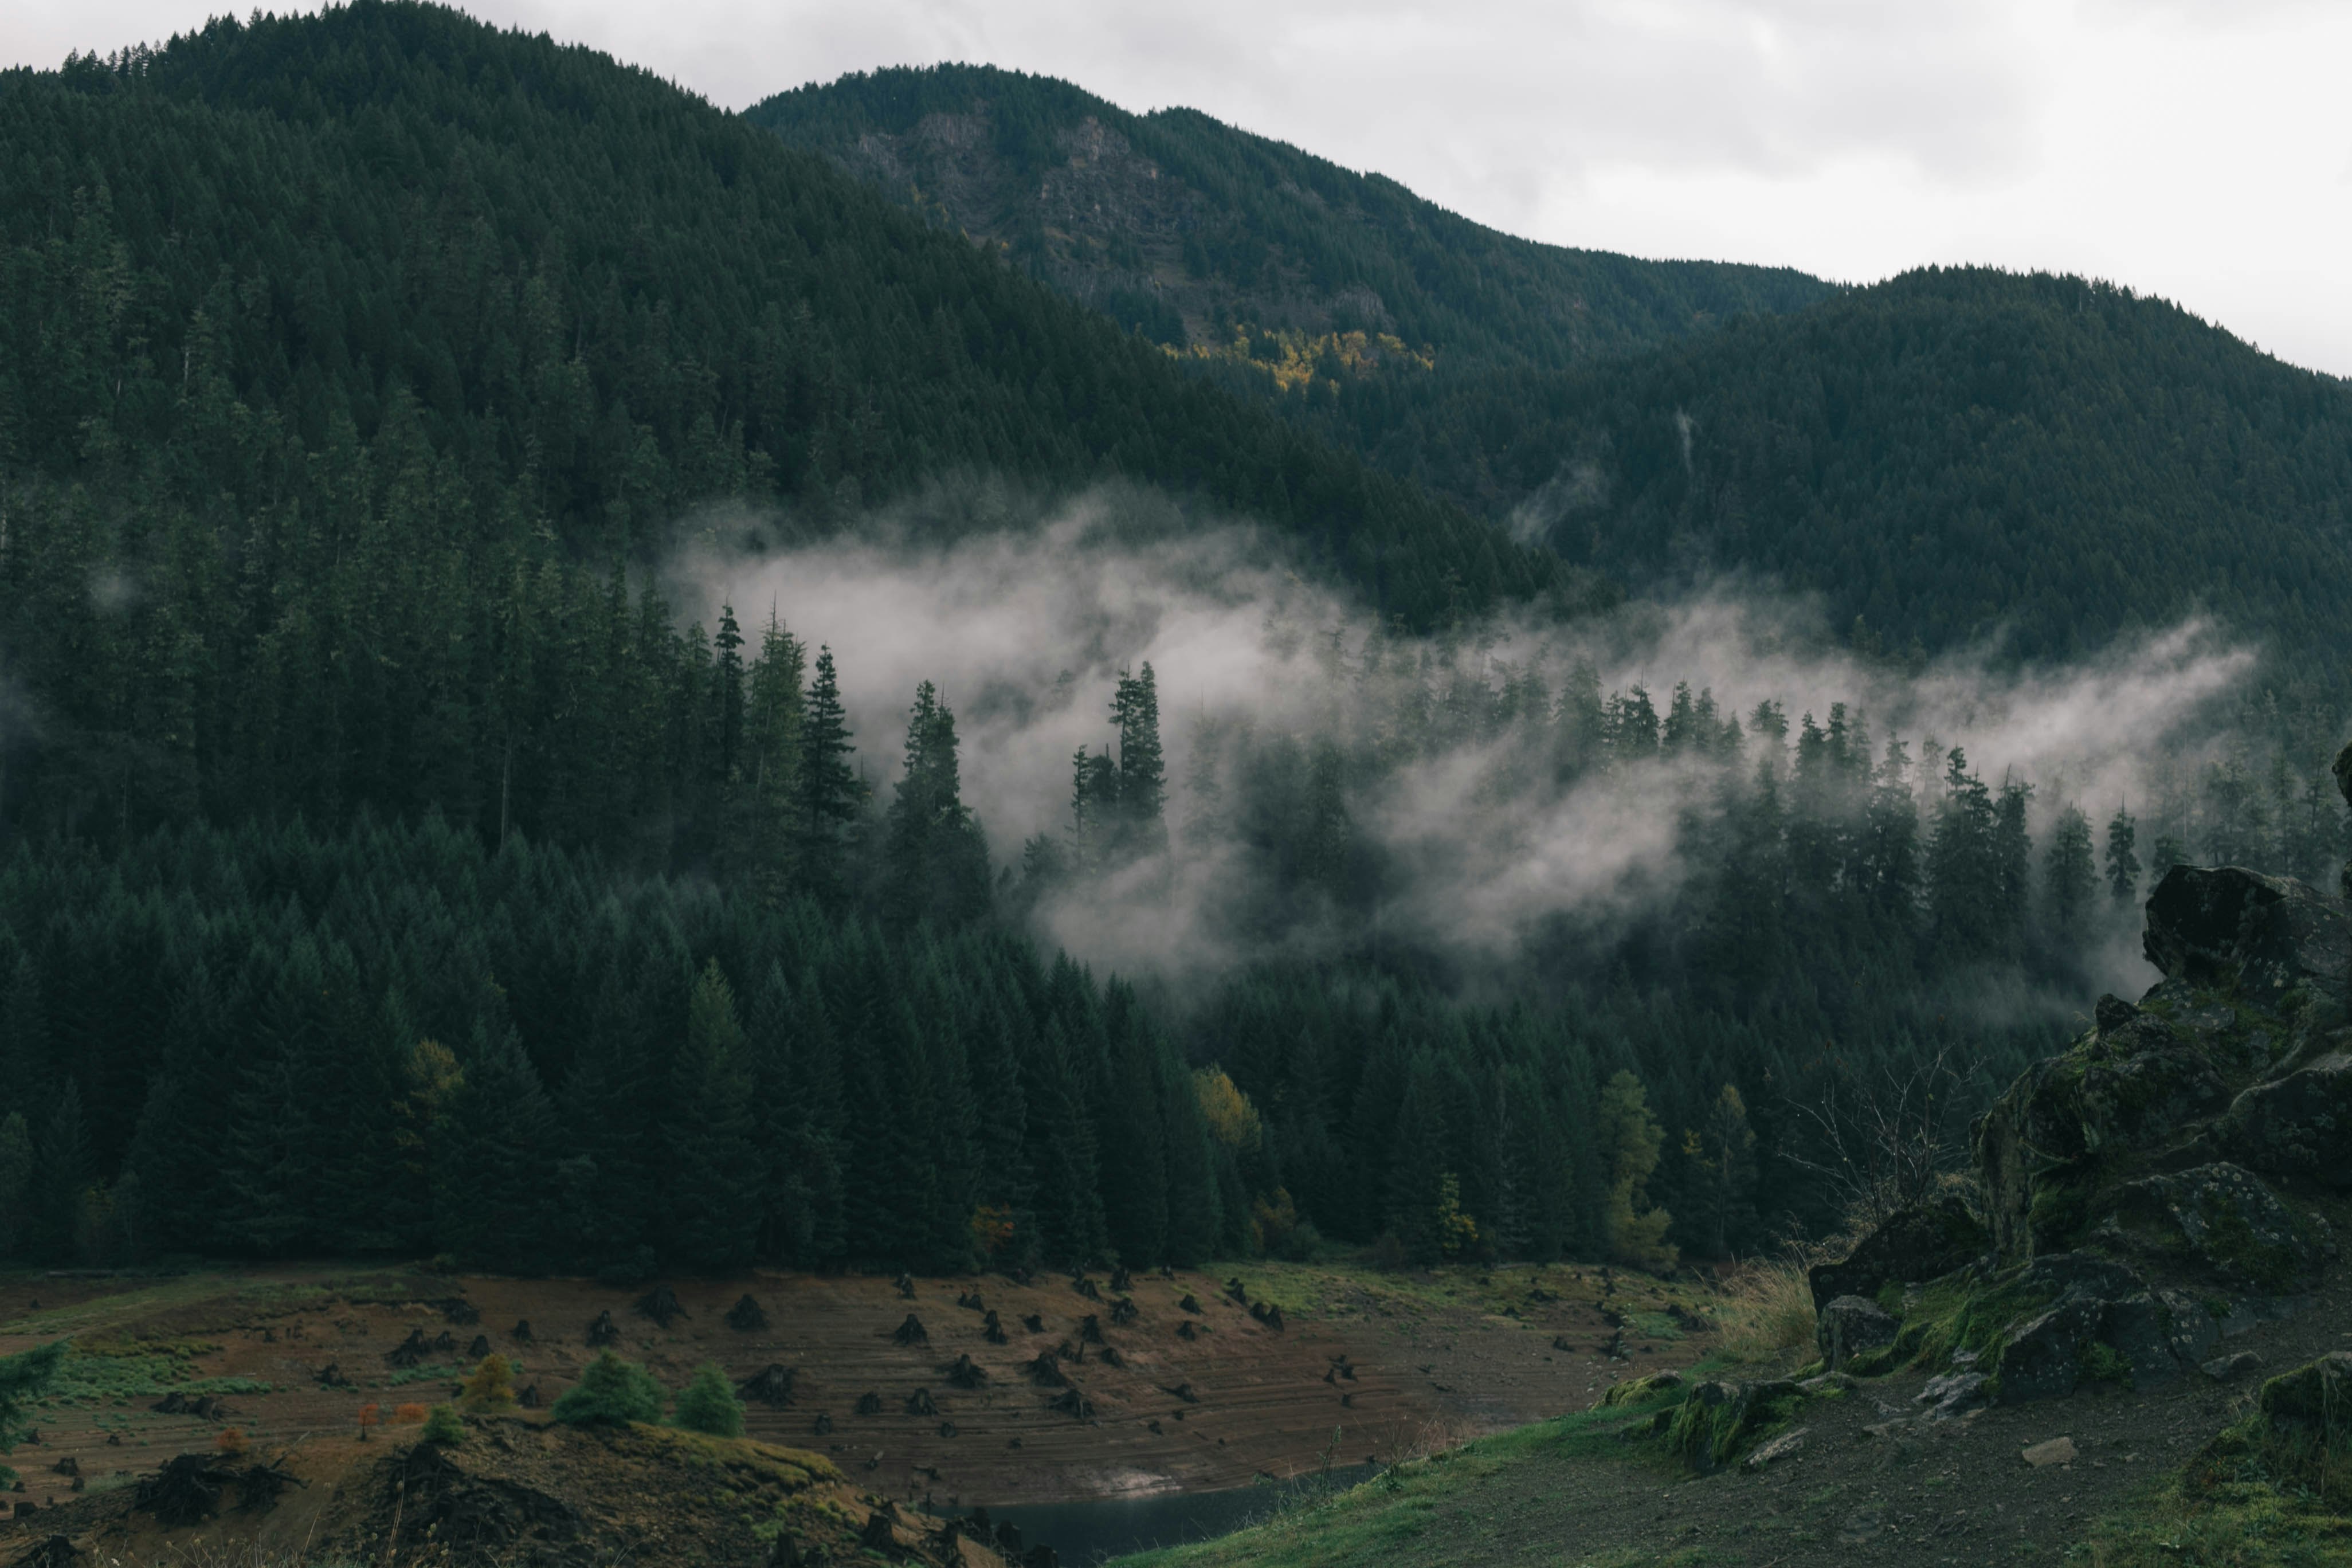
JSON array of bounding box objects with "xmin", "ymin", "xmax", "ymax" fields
[
  {"xmin": 673, "ymin": 1362, "xmax": 746, "ymax": 1438},
  {"xmin": 551, "ymin": 1351, "xmax": 664, "ymax": 1427},
  {"xmin": 392, "ymin": 1402, "xmax": 428, "ymax": 1425},
  {"xmin": 458, "ymin": 1354, "xmax": 517, "ymax": 1410},
  {"xmin": 420, "ymin": 1404, "xmax": 464, "ymax": 1446},
  {"xmin": 212, "ymin": 1427, "xmax": 248, "ymax": 1456}
]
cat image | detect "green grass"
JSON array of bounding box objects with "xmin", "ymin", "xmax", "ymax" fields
[
  {"xmin": 1112, "ymin": 1384, "xmax": 1693, "ymax": 1568},
  {"xmin": 32, "ymin": 1345, "xmax": 272, "ymax": 1410}
]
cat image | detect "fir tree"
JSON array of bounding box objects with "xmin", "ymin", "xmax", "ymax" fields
[
  {"xmin": 2105, "ymin": 805, "xmax": 2141, "ymax": 907},
  {"xmin": 793, "ymin": 648, "xmax": 860, "ymax": 902}
]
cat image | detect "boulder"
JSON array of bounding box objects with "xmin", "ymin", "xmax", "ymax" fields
[
  {"xmin": 1808, "ymin": 1195, "xmax": 1987, "ymax": 1309},
  {"xmin": 2093, "ymin": 1162, "xmax": 2327, "ymax": 1294},
  {"xmin": 1914, "ymin": 1371, "xmax": 1988, "ymax": 1420},
  {"xmin": 1600, "ymin": 1370, "xmax": 1684, "ymax": 1407},
  {"xmin": 2222, "ymin": 1052, "xmax": 2352, "ymax": 1185},
  {"xmin": 2142, "ymin": 864, "xmax": 2347, "ymax": 1008},
  {"xmin": 2258, "ymin": 1350, "xmax": 2352, "ymax": 1441},
  {"xmin": 1667, "ymin": 1378, "xmax": 1802, "ymax": 1475},
  {"xmin": 1816, "ymin": 1296, "xmax": 1898, "ymax": 1372},
  {"xmin": 1994, "ymin": 1297, "xmax": 2104, "ymax": 1404}
]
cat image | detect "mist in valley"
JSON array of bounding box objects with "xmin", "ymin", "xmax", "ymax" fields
[{"xmin": 671, "ymin": 483, "xmax": 2276, "ymax": 1016}]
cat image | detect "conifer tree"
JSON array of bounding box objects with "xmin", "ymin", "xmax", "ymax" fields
[
  {"xmin": 2043, "ymin": 805, "xmax": 2096, "ymax": 944},
  {"xmin": 881, "ymin": 683, "xmax": 991, "ymax": 927},
  {"xmin": 665, "ymin": 961, "xmax": 761, "ymax": 1271},
  {"xmin": 2105, "ymin": 805, "xmax": 2141, "ymax": 907},
  {"xmin": 0, "ymin": 1115, "xmax": 30, "ymax": 1261},
  {"xmin": 793, "ymin": 648, "xmax": 859, "ymax": 902}
]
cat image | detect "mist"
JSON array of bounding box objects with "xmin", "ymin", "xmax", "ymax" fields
[{"xmin": 670, "ymin": 485, "xmax": 2260, "ymax": 999}]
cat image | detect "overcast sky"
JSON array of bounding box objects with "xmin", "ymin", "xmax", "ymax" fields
[{"xmin": 9, "ymin": 0, "xmax": 2350, "ymax": 377}]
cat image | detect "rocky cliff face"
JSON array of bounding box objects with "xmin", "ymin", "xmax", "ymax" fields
[{"xmin": 1794, "ymin": 753, "xmax": 2352, "ymax": 1412}]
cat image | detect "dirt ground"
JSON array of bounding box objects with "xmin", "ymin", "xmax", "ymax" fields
[
  {"xmin": 0, "ymin": 1258, "xmax": 1716, "ymax": 1547},
  {"xmin": 1284, "ymin": 1285, "xmax": 2352, "ymax": 1568}
]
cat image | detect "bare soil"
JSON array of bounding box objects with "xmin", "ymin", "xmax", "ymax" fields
[{"xmin": 0, "ymin": 1260, "xmax": 1714, "ymax": 1560}]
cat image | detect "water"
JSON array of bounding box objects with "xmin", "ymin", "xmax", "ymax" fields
[{"xmin": 973, "ymin": 1464, "xmax": 1381, "ymax": 1564}]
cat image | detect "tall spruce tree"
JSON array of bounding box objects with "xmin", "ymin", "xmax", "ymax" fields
[
  {"xmin": 881, "ymin": 683, "xmax": 991, "ymax": 928},
  {"xmin": 793, "ymin": 648, "xmax": 860, "ymax": 902},
  {"xmin": 2105, "ymin": 805, "xmax": 2141, "ymax": 907}
]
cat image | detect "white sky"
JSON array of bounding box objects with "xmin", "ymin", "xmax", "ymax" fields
[{"xmin": 9, "ymin": 0, "xmax": 2350, "ymax": 377}]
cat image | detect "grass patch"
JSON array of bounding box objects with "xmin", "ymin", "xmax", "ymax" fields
[
  {"xmin": 2074, "ymin": 1426, "xmax": 2352, "ymax": 1566},
  {"xmin": 1112, "ymin": 1385, "xmax": 1696, "ymax": 1568},
  {"xmin": 33, "ymin": 1346, "xmax": 272, "ymax": 1410}
]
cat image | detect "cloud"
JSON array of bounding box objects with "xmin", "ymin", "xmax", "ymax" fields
[{"xmin": 671, "ymin": 485, "xmax": 2256, "ymax": 998}]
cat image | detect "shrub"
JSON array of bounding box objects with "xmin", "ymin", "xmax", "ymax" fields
[
  {"xmin": 420, "ymin": 1405, "xmax": 465, "ymax": 1445},
  {"xmin": 392, "ymin": 1403, "xmax": 428, "ymax": 1425},
  {"xmin": 673, "ymin": 1362, "xmax": 746, "ymax": 1438},
  {"xmin": 551, "ymin": 1351, "xmax": 664, "ymax": 1427},
  {"xmin": 458, "ymin": 1354, "xmax": 517, "ymax": 1410}
]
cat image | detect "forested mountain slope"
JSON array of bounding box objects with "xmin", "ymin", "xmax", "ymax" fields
[
  {"xmin": 0, "ymin": 2, "xmax": 1568, "ymax": 848},
  {"xmin": 747, "ymin": 64, "xmax": 1834, "ymax": 373},
  {"xmin": 1316, "ymin": 268, "xmax": 2352, "ymax": 691},
  {"xmin": 756, "ymin": 73, "xmax": 2352, "ymax": 705}
]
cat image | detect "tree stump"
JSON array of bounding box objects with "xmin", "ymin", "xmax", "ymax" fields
[
  {"xmin": 737, "ymin": 1365, "xmax": 798, "ymax": 1408},
  {"xmin": 634, "ymin": 1284, "xmax": 688, "ymax": 1328},
  {"xmin": 727, "ymin": 1295, "xmax": 769, "ymax": 1332},
  {"xmin": 854, "ymin": 1392, "xmax": 883, "ymax": 1416},
  {"xmin": 903, "ymin": 1389, "xmax": 938, "ymax": 1417},
  {"xmin": 892, "ymin": 1314, "xmax": 929, "ymax": 1347},
  {"xmin": 585, "ymin": 1310, "xmax": 620, "ymax": 1347}
]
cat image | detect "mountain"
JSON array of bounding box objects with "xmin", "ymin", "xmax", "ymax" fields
[
  {"xmin": 1323, "ymin": 267, "xmax": 2352, "ymax": 692},
  {"xmin": 754, "ymin": 73, "xmax": 2352, "ymax": 699},
  {"xmin": 0, "ymin": 1, "xmax": 1575, "ymax": 847},
  {"xmin": 746, "ymin": 64, "xmax": 1836, "ymax": 377}
]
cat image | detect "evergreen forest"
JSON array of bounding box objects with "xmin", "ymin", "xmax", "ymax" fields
[{"xmin": 1, "ymin": 1, "xmax": 2347, "ymax": 1280}]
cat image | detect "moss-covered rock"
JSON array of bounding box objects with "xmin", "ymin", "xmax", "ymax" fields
[
  {"xmin": 1665, "ymin": 1378, "xmax": 1803, "ymax": 1475},
  {"xmin": 2143, "ymin": 865, "xmax": 2348, "ymax": 1009},
  {"xmin": 1600, "ymin": 1370, "xmax": 1684, "ymax": 1408},
  {"xmin": 2092, "ymin": 1162, "xmax": 2329, "ymax": 1295},
  {"xmin": 1806, "ymin": 1195, "xmax": 1986, "ymax": 1310},
  {"xmin": 2222, "ymin": 1050, "xmax": 2352, "ymax": 1186},
  {"xmin": 2258, "ymin": 1351, "xmax": 2352, "ymax": 1441}
]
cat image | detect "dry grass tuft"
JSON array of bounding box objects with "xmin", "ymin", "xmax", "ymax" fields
[{"xmin": 1711, "ymin": 1242, "xmax": 1839, "ymax": 1366}]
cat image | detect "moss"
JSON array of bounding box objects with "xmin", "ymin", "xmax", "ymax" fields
[
  {"xmin": 2078, "ymin": 1340, "xmax": 2132, "ymax": 1387},
  {"xmin": 1601, "ymin": 1372, "xmax": 1683, "ymax": 1408},
  {"xmin": 1664, "ymin": 1382, "xmax": 1805, "ymax": 1473}
]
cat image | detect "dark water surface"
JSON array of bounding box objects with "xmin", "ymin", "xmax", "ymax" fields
[{"xmin": 976, "ymin": 1464, "xmax": 1381, "ymax": 1564}]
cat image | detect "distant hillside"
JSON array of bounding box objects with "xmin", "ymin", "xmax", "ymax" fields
[
  {"xmin": 746, "ymin": 65, "xmax": 1835, "ymax": 378},
  {"xmin": 0, "ymin": 2, "xmax": 1573, "ymax": 846},
  {"xmin": 1320, "ymin": 267, "xmax": 2352, "ymax": 688}
]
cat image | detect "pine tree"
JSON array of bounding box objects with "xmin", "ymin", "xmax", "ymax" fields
[
  {"xmin": 2043, "ymin": 804, "xmax": 2097, "ymax": 951},
  {"xmin": 1682, "ymin": 1083, "xmax": 1758, "ymax": 1257},
  {"xmin": 665, "ymin": 961, "xmax": 761, "ymax": 1271},
  {"xmin": 793, "ymin": 647, "xmax": 859, "ymax": 902},
  {"xmin": 0, "ymin": 1115, "xmax": 30, "ymax": 1261},
  {"xmin": 881, "ymin": 683, "xmax": 991, "ymax": 927},
  {"xmin": 2105, "ymin": 805, "xmax": 2141, "ymax": 907},
  {"xmin": 1111, "ymin": 663, "xmax": 1167, "ymax": 860}
]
